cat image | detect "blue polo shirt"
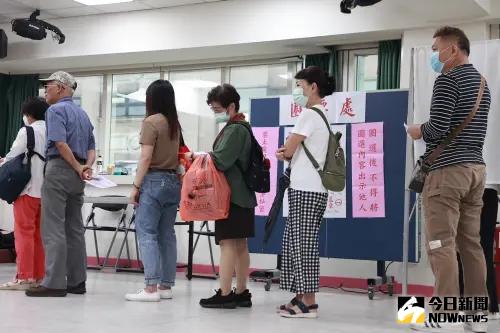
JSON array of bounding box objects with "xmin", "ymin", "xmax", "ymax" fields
[{"xmin": 46, "ymin": 96, "xmax": 95, "ymax": 160}]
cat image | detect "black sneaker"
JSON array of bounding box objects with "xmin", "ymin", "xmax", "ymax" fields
[
  {"xmin": 67, "ymin": 281, "xmax": 86, "ymax": 294},
  {"xmin": 233, "ymin": 289, "xmax": 252, "ymax": 308},
  {"xmin": 199, "ymin": 289, "xmax": 236, "ymax": 309}
]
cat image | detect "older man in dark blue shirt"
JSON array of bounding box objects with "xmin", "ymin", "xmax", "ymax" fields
[{"xmin": 26, "ymin": 71, "xmax": 96, "ymax": 297}]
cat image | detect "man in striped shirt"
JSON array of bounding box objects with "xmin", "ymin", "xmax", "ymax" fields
[{"xmin": 408, "ymin": 27, "xmax": 491, "ymax": 332}]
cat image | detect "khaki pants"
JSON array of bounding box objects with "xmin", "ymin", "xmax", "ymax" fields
[{"xmin": 423, "ymin": 163, "xmax": 487, "ymax": 298}]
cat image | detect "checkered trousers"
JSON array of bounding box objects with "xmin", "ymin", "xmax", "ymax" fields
[{"xmin": 280, "ymin": 188, "xmax": 328, "ymax": 294}]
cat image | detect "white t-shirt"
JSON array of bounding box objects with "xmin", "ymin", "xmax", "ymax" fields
[
  {"xmin": 1, "ymin": 121, "xmax": 46, "ymax": 198},
  {"xmin": 289, "ymin": 105, "xmax": 329, "ymax": 193}
]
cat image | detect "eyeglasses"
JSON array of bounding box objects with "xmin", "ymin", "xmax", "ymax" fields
[
  {"xmin": 43, "ymin": 84, "xmax": 60, "ymax": 90},
  {"xmin": 210, "ymin": 105, "xmax": 224, "ymax": 112}
]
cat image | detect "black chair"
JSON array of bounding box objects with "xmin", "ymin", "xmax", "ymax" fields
[
  {"xmin": 84, "ymin": 195, "xmax": 131, "ymax": 270},
  {"xmin": 115, "ymin": 209, "xmax": 143, "ymax": 273},
  {"xmin": 191, "ymin": 221, "xmax": 218, "ymax": 279},
  {"xmin": 115, "ymin": 209, "xmax": 195, "ymax": 275}
]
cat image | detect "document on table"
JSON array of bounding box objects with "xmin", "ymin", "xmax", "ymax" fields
[{"xmin": 85, "ymin": 175, "xmax": 117, "ymax": 189}]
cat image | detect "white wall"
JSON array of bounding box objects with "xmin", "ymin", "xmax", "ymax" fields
[
  {"xmin": 0, "ymin": 0, "xmax": 492, "ymax": 73},
  {"xmin": 400, "ymin": 22, "xmax": 490, "ymax": 89}
]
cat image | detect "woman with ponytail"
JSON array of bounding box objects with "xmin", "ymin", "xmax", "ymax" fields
[{"xmin": 275, "ymin": 66, "xmax": 335, "ymax": 318}]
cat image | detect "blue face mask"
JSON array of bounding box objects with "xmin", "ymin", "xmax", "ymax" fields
[
  {"xmin": 214, "ymin": 112, "xmax": 230, "ymax": 124},
  {"xmin": 292, "ymin": 87, "xmax": 308, "ymax": 107},
  {"xmin": 430, "ymin": 47, "xmax": 451, "ymax": 73},
  {"xmin": 430, "ymin": 51, "xmax": 444, "ymax": 73}
]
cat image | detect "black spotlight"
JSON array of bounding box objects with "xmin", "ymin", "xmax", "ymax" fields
[{"xmin": 340, "ymin": 0, "xmax": 383, "ymax": 14}]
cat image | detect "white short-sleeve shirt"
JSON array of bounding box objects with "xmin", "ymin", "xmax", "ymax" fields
[
  {"xmin": 1, "ymin": 121, "xmax": 46, "ymax": 198},
  {"xmin": 289, "ymin": 104, "xmax": 329, "ymax": 193}
]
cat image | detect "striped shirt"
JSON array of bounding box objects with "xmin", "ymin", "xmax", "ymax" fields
[{"xmin": 421, "ymin": 64, "xmax": 491, "ymax": 171}]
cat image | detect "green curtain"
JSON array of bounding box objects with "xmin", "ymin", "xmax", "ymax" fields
[
  {"xmin": 0, "ymin": 74, "xmax": 11, "ymax": 157},
  {"xmin": 377, "ymin": 39, "xmax": 401, "ymax": 90},
  {"xmin": 329, "ymin": 49, "xmax": 342, "ymax": 92},
  {"xmin": 305, "ymin": 53, "xmax": 331, "ymax": 74},
  {"xmin": 0, "ymin": 74, "xmax": 39, "ymax": 156},
  {"xmin": 305, "ymin": 50, "xmax": 341, "ymax": 91}
]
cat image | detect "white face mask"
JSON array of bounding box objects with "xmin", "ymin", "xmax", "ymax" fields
[
  {"xmin": 292, "ymin": 87, "xmax": 308, "ymax": 107},
  {"xmin": 22, "ymin": 115, "xmax": 29, "ymax": 126},
  {"xmin": 214, "ymin": 112, "xmax": 230, "ymax": 124}
]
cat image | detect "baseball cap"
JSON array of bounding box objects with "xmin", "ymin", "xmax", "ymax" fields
[{"xmin": 40, "ymin": 71, "xmax": 77, "ymax": 90}]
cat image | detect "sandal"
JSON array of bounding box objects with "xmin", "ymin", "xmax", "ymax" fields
[
  {"xmin": 277, "ymin": 297, "xmax": 298, "ymax": 312},
  {"xmin": 280, "ymin": 300, "xmax": 319, "ymax": 319}
]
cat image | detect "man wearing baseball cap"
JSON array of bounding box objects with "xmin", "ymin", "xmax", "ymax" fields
[{"xmin": 26, "ymin": 71, "xmax": 95, "ymax": 297}]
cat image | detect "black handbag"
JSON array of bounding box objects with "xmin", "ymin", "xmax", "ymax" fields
[
  {"xmin": 408, "ymin": 77, "xmax": 485, "ymax": 193},
  {"xmin": 0, "ymin": 126, "xmax": 45, "ymax": 203}
]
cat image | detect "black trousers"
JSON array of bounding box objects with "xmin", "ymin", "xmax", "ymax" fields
[{"xmin": 458, "ymin": 188, "xmax": 499, "ymax": 312}]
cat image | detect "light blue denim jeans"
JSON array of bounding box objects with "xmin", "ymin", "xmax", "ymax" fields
[{"xmin": 135, "ymin": 171, "xmax": 180, "ymax": 286}]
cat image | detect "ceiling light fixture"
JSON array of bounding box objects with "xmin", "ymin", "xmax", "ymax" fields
[{"xmin": 74, "ymin": 0, "xmax": 133, "ymax": 6}]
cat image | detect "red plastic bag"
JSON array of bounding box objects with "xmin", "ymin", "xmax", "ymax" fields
[{"xmin": 180, "ymin": 154, "xmax": 231, "ymax": 221}]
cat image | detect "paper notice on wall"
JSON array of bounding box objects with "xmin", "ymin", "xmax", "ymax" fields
[
  {"xmin": 330, "ymin": 91, "xmax": 366, "ymax": 124},
  {"xmin": 252, "ymin": 127, "xmax": 279, "ymax": 216},
  {"xmin": 85, "ymin": 175, "xmax": 117, "ymax": 189},
  {"xmin": 279, "ymin": 95, "xmax": 332, "ymax": 126},
  {"xmin": 351, "ymin": 122, "xmax": 386, "ymax": 218},
  {"xmin": 282, "ymin": 125, "xmax": 347, "ymax": 219}
]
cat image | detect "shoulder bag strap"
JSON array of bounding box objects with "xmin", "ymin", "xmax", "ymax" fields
[{"xmin": 424, "ymin": 76, "xmax": 485, "ymax": 166}]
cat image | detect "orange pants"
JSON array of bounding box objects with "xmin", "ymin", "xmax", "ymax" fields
[{"xmin": 13, "ymin": 195, "xmax": 45, "ymax": 280}]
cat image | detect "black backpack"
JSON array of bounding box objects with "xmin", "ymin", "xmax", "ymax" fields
[
  {"xmin": 218, "ymin": 122, "xmax": 270, "ymax": 193},
  {"xmin": 0, "ymin": 126, "xmax": 45, "ymax": 204}
]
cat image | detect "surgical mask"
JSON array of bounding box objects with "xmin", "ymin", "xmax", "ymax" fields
[
  {"xmin": 22, "ymin": 115, "xmax": 29, "ymax": 126},
  {"xmin": 214, "ymin": 112, "xmax": 230, "ymax": 124},
  {"xmin": 292, "ymin": 87, "xmax": 308, "ymax": 107},
  {"xmin": 430, "ymin": 47, "xmax": 451, "ymax": 73}
]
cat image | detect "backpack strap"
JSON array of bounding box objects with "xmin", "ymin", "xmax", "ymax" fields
[
  {"xmin": 24, "ymin": 126, "xmax": 45, "ymax": 163},
  {"xmin": 309, "ymin": 107, "xmax": 333, "ymax": 134},
  {"xmin": 227, "ymin": 121, "xmax": 254, "ymax": 175},
  {"xmin": 301, "ymin": 107, "xmax": 331, "ymax": 172}
]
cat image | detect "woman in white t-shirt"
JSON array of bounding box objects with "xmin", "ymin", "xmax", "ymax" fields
[
  {"xmin": 275, "ymin": 66, "xmax": 335, "ymax": 318},
  {"xmin": 0, "ymin": 98, "xmax": 48, "ymax": 290}
]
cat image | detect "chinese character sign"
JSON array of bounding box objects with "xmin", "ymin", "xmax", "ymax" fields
[
  {"xmin": 282, "ymin": 125, "xmax": 347, "ymax": 219},
  {"xmin": 329, "ymin": 92, "xmax": 366, "ymax": 124},
  {"xmin": 279, "ymin": 95, "xmax": 331, "ymax": 126},
  {"xmin": 351, "ymin": 122, "xmax": 385, "ymax": 218},
  {"xmin": 252, "ymin": 127, "xmax": 279, "ymax": 216}
]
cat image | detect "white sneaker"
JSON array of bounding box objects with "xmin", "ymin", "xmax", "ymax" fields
[
  {"xmin": 158, "ymin": 288, "xmax": 172, "ymax": 300},
  {"xmin": 410, "ymin": 321, "xmax": 464, "ymax": 332},
  {"xmin": 125, "ymin": 289, "xmax": 160, "ymax": 302},
  {"xmin": 0, "ymin": 280, "xmax": 34, "ymax": 291},
  {"xmin": 488, "ymin": 312, "xmax": 500, "ymax": 320},
  {"xmin": 464, "ymin": 318, "xmax": 488, "ymax": 333}
]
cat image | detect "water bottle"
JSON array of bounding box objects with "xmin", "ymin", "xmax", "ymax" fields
[{"xmin": 96, "ymin": 155, "xmax": 103, "ymax": 174}]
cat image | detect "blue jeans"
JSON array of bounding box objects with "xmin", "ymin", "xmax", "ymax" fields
[{"xmin": 135, "ymin": 171, "xmax": 180, "ymax": 286}]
